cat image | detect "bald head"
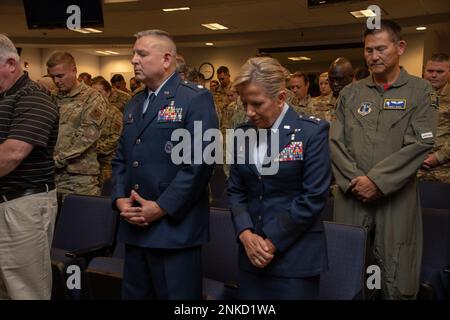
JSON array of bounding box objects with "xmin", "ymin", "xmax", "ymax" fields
[
  {"xmin": 132, "ymin": 29, "xmax": 178, "ymax": 90},
  {"xmin": 328, "ymin": 57, "xmax": 354, "ymax": 97}
]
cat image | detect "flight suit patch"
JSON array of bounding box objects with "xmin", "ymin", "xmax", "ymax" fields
[
  {"xmin": 384, "ymin": 99, "xmax": 406, "ymax": 110},
  {"xmin": 358, "ymin": 102, "xmax": 372, "ymax": 116},
  {"xmin": 430, "ymin": 92, "xmax": 439, "ymax": 109}
]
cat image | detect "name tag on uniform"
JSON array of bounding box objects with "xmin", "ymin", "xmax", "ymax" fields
[
  {"xmin": 384, "ymin": 99, "xmax": 406, "ymax": 110},
  {"xmin": 157, "ymin": 103, "xmax": 183, "ymax": 122},
  {"xmin": 276, "ymin": 141, "xmax": 303, "ymax": 162}
]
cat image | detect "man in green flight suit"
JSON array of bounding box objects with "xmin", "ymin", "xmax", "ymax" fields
[{"xmin": 330, "ymin": 20, "xmax": 437, "ymax": 299}]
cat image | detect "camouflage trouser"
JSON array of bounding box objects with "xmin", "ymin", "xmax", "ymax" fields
[
  {"xmin": 333, "ymin": 187, "xmax": 422, "ymax": 300},
  {"xmin": 55, "ymin": 172, "xmax": 101, "ymax": 200},
  {"xmin": 417, "ymin": 165, "xmax": 450, "ymax": 184},
  {"xmin": 99, "ymin": 167, "xmax": 112, "ymax": 189}
]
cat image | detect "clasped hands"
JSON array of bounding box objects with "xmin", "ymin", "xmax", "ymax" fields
[
  {"xmin": 239, "ymin": 229, "xmax": 276, "ymax": 269},
  {"xmin": 349, "ymin": 175, "xmax": 383, "ymax": 203},
  {"xmin": 116, "ymin": 190, "xmax": 166, "ymax": 227}
]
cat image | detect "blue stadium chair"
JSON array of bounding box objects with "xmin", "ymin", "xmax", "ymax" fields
[
  {"xmin": 84, "ymin": 243, "xmax": 125, "ymax": 300},
  {"xmin": 101, "ymin": 178, "xmax": 113, "ymax": 197},
  {"xmin": 319, "ymin": 221, "xmax": 367, "ymax": 300},
  {"xmin": 202, "ymin": 208, "xmax": 239, "ymax": 300},
  {"xmin": 51, "ymin": 194, "xmax": 118, "ymax": 299},
  {"xmin": 420, "ymin": 207, "xmax": 450, "ymax": 300},
  {"xmin": 419, "ymin": 181, "xmax": 450, "ymax": 210}
]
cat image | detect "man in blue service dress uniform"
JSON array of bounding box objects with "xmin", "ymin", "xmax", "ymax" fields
[{"xmin": 111, "ymin": 30, "xmax": 218, "ymax": 299}]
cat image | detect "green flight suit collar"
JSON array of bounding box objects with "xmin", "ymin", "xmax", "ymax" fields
[{"xmin": 363, "ymin": 67, "xmax": 409, "ymax": 89}]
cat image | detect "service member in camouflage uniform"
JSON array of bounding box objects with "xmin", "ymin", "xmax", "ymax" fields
[
  {"xmin": 47, "ymin": 52, "xmax": 107, "ymax": 199},
  {"xmin": 419, "ymin": 53, "xmax": 450, "ymax": 184},
  {"xmin": 109, "ymin": 87, "xmax": 131, "ymax": 112},
  {"xmin": 330, "ymin": 21, "xmax": 437, "ymax": 299},
  {"xmin": 288, "ymin": 71, "xmax": 311, "ymax": 114},
  {"xmin": 307, "ymin": 72, "xmax": 335, "ymax": 121},
  {"xmin": 91, "ymin": 78, "xmax": 124, "ymax": 187},
  {"xmin": 214, "ymin": 66, "xmax": 233, "ymax": 116}
]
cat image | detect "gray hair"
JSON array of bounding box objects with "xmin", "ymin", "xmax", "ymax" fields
[
  {"xmin": 233, "ymin": 57, "xmax": 288, "ymax": 100},
  {"xmin": 134, "ymin": 29, "xmax": 177, "ymax": 56},
  {"xmin": 0, "ymin": 34, "xmax": 20, "ymax": 63}
]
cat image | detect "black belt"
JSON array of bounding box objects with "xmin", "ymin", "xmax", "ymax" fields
[{"xmin": 0, "ymin": 183, "xmax": 55, "ymax": 203}]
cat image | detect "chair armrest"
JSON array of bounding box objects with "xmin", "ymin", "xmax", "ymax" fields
[
  {"xmin": 65, "ymin": 244, "xmax": 114, "ymax": 264},
  {"xmin": 224, "ymin": 282, "xmax": 238, "ymax": 290}
]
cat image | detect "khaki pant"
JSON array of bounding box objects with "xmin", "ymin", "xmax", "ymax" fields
[{"xmin": 0, "ymin": 189, "xmax": 57, "ymax": 300}]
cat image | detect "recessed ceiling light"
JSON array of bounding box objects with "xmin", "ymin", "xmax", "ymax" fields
[
  {"xmin": 288, "ymin": 56, "xmax": 311, "ymax": 61},
  {"xmin": 201, "ymin": 23, "xmax": 229, "ymax": 30},
  {"xmin": 104, "ymin": 50, "xmax": 119, "ymax": 55},
  {"xmin": 163, "ymin": 7, "xmax": 190, "ymax": 12},
  {"xmin": 71, "ymin": 28, "xmax": 90, "ymax": 34},
  {"xmin": 416, "ymin": 26, "xmax": 427, "ymax": 31},
  {"xmin": 84, "ymin": 28, "xmax": 103, "ymax": 33},
  {"xmin": 95, "ymin": 51, "xmax": 112, "ymax": 55},
  {"xmin": 205, "ymin": 43, "xmax": 214, "ymax": 46},
  {"xmin": 103, "ymin": 0, "xmax": 140, "ymax": 3},
  {"xmin": 349, "ymin": 9, "xmax": 377, "ymax": 18}
]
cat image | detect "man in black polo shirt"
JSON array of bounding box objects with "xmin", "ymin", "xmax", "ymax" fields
[{"xmin": 0, "ymin": 35, "xmax": 59, "ymax": 299}]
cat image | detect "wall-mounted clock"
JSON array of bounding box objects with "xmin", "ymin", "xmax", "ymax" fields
[{"xmin": 199, "ymin": 62, "xmax": 215, "ymax": 80}]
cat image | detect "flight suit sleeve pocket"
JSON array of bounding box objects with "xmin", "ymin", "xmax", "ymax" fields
[{"xmin": 412, "ymin": 124, "xmax": 435, "ymax": 145}]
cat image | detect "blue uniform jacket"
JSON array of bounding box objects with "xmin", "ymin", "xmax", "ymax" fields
[
  {"xmin": 112, "ymin": 73, "xmax": 218, "ymax": 249},
  {"xmin": 228, "ymin": 106, "xmax": 331, "ymax": 278}
]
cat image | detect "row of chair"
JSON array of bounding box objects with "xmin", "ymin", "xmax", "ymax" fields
[
  {"xmin": 50, "ymin": 195, "xmax": 368, "ymax": 300},
  {"xmin": 206, "ymin": 164, "xmax": 450, "ymax": 211},
  {"xmin": 53, "ymin": 179, "xmax": 449, "ymax": 299}
]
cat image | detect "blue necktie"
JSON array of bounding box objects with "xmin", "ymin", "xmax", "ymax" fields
[{"xmin": 142, "ymin": 92, "xmax": 155, "ymax": 117}]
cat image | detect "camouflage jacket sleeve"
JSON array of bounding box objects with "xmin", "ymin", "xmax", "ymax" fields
[
  {"xmin": 97, "ymin": 107, "xmax": 123, "ymax": 164},
  {"xmin": 329, "ymin": 93, "xmax": 366, "ymax": 193},
  {"xmin": 435, "ymin": 142, "xmax": 450, "ymax": 164},
  {"xmin": 54, "ymin": 94, "xmax": 106, "ymax": 168},
  {"xmin": 367, "ymin": 83, "xmax": 437, "ymax": 195}
]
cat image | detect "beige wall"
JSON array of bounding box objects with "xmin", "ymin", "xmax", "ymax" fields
[
  {"xmin": 423, "ymin": 30, "xmax": 440, "ymax": 66},
  {"xmin": 99, "ymin": 56, "xmax": 134, "ymax": 89},
  {"xmin": 17, "ymin": 30, "xmax": 437, "ymax": 85},
  {"xmin": 401, "ymin": 33, "xmax": 426, "ymax": 77},
  {"xmin": 179, "ymin": 46, "xmax": 260, "ymax": 84},
  {"xmin": 19, "ymin": 48, "xmax": 42, "ymax": 80}
]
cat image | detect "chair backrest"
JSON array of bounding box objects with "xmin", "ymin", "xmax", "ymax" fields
[
  {"xmin": 202, "ymin": 207, "xmax": 238, "ymax": 284},
  {"xmin": 52, "ymin": 195, "xmax": 118, "ymax": 251},
  {"xmin": 420, "ymin": 207, "xmax": 450, "ymax": 299},
  {"xmin": 319, "ymin": 221, "xmax": 367, "ymax": 300},
  {"xmin": 101, "ymin": 179, "xmax": 113, "ymax": 197},
  {"xmin": 419, "ymin": 181, "xmax": 450, "ymax": 210},
  {"xmin": 422, "ymin": 208, "xmax": 450, "ymax": 268}
]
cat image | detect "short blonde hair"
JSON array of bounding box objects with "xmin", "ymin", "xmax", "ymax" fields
[
  {"xmin": 233, "ymin": 57, "xmax": 288, "ymax": 100},
  {"xmin": 319, "ymin": 72, "xmax": 328, "ymax": 79},
  {"xmin": 46, "ymin": 51, "xmax": 76, "ymax": 68}
]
